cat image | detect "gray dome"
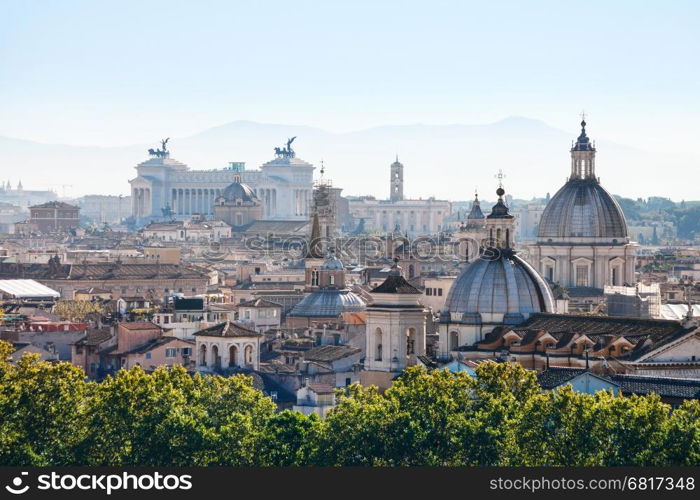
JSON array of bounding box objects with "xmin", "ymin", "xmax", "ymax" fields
[
  {"xmin": 538, "ymin": 179, "xmax": 627, "ymax": 240},
  {"xmin": 443, "ymin": 250, "xmax": 554, "ymax": 325},
  {"xmin": 288, "ymin": 289, "xmax": 365, "ymax": 318},
  {"xmin": 222, "ymin": 181, "xmax": 258, "ymax": 203}
]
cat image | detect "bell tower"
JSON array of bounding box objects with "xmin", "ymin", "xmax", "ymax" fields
[
  {"xmin": 485, "ymin": 172, "xmax": 515, "ymax": 249},
  {"xmin": 362, "ymin": 259, "xmax": 427, "ymax": 389},
  {"xmin": 389, "ymin": 156, "xmax": 404, "ymax": 202}
]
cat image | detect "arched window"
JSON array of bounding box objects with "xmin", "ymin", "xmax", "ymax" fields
[
  {"xmin": 406, "ymin": 328, "xmax": 416, "ymax": 356},
  {"xmin": 375, "ymin": 328, "xmax": 383, "ymax": 361},
  {"xmin": 211, "ymin": 345, "xmax": 220, "ymax": 369},
  {"xmin": 244, "ymin": 345, "xmax": 254, "ymax": 366},
  {"xmin": 229, "ymin": 345, "xmax": 238, "ymax": 367},
  {"xmin": 408, "ymin": 264, "xmax": 415, "ymax": 279},
  {"xmin": 199, "ymin": 344, "xmax": 207, "ymax": 366}
]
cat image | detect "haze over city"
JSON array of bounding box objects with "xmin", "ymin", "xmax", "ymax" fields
[{"xmin": 1, "ymin": 0, "xmax": 698, "ymax": 200}]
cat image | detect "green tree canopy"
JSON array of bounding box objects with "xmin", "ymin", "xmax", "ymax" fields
[{"xmin": 1, "ymin": 341, "xmax": 699, "ymax": 467}]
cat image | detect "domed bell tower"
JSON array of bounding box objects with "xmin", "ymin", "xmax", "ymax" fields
[{"xmin": 485, "ymin": 173, "xmax": 515, "ymax": 249}]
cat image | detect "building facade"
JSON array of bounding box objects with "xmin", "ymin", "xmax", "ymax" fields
[
  {"xmin": 194, "ymin": 321, "xmax": 262, "ymax": 372},
  {"xmin": 0, "ymin": 181, "xmax": 57, "ymax": 209},
  {"xmin": 76, "ymin": 195, "xmax": 131, "ymax": 224},
  {"xmin": 23, "ymin": 201, "xmax": 80, "ymax": 233},
  {"xmin": 129, "ymin": 140, "xmax": 314, "ymax": 225},
  {"xmin": 347, "ymin": 158, "xmax": 451, "ymax": 237}
]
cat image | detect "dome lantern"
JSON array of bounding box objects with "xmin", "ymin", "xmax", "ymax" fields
[{"xmin": 570, "ymin": 115, "xmax": 597, "ymax": 180}]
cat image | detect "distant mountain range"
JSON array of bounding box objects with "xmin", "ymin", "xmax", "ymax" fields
[{"xmin": 0, "ymin": 117, "xmax": 696, "ymax": 201}]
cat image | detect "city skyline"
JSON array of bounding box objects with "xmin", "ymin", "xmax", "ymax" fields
[
  {"xmin": 1, "ymin": 115, "xmax": 698, "ymax": 202},
  {"xmin": 2, "ymin": 1, "xmax": 699, "ymax": 200}
]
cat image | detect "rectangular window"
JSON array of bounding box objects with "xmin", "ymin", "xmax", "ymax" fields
[
  {"xmin": 182, "ymin": 347, "xmax": 192, "ymax": 356},
  {"xmin": 576, "ymin": 265, "xmax": 589, "ymax": 287},
  {"xmin": 145, "ymin": 352, "xmax": 151, "ymax": 359},
  {"xmin": 438, "ymin": 288, "xmax": 443, "ymax": 296},
  {"xmin": 165, "ymin": 348, "xmax": 176, "ymax": 358}
]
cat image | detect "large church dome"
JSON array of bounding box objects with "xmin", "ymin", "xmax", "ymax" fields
[
  {"xmin": 443, "ymin": 249, "xmax": 554, "ymax": 325},
  {"xmin": 537, "ymin": 179, "xmax": 628, "ymax": 240},
  {"xmin": 537, "ymin": 120, "xmax": 628, "ymax": 242}
]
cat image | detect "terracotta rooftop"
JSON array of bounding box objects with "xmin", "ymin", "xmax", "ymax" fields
[
  {"xmin": 303, "ymin": 345, "xmax": 361, "ymax": 363},
  {"xmin": 237, "ymin": 298, "xmax": 283, "ymax": 309},
  {"xmin": 307, "ymin": 383, "xmax": 335, "ymax": 394},
  {"xmin": 118, "ymin": 321, "xmax": 161, "ymax": 331},
  {"xmin": 73, "ymin": 328, "xmax": 114, "ymax": 347},
  {"xmin": 193, "ymin": 320, "xmax": 262, "ymax": 338},
  {"xmin": 0, "ymin": 262, "xmax": 209, "ymax": 280},
  {"xmin": 515, "ymin": 313, "xmax": 684, "ymax": 338},
  {"xmin": 30, "ymin": 201, "xmax": 78, "ymax": 209}
]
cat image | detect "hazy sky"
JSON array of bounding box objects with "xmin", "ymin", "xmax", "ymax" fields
[{"xmin": 1, "ymin": 1, "xmax": 699, "ymax": 155}]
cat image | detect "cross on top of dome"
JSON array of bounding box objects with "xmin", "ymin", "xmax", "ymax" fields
[{"xmin": 572, "ymin": 112, "xmax": 595, "ymax": 152}]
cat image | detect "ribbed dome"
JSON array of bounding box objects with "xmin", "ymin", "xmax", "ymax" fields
[
  {"xmin": 443, "ymin": 250, "xmax": 554, "ymax": 325},
  {"xmin": 537, "ymin": 179, "xmax": 628, "ymax": 240},
  {"xmin": 288, "ymin": 289, "xmax": 365, "ymax": 318},
  {"xmin": 222, "ymin": 181, "xmax": 258, "ymax": 203}
]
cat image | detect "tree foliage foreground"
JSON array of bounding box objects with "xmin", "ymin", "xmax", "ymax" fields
[{"xmin": 0, "ymin": 341, "xmax": 698, "ymax": 466}]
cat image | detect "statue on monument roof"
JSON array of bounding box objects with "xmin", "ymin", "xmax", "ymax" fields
[
  {"xmin": 148, "ymin": 137, "xmax": 171, "ymax": 158},
  {"xmin": 274, "ymin": 136, "xmax": 297, "ymax": 158}
]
